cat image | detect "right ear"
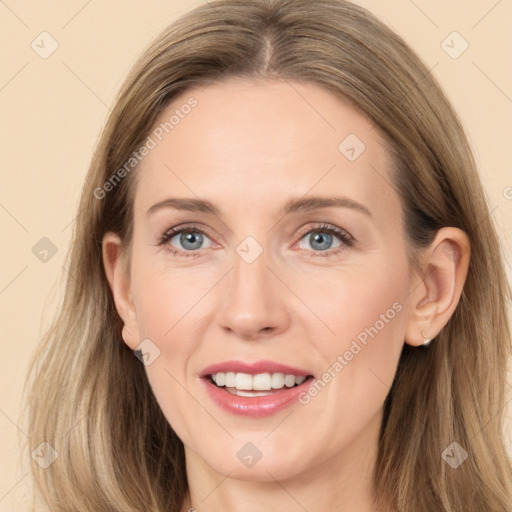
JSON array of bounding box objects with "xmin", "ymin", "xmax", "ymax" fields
[{"xmin": 102, "ymin": 231, "xmax": 141, "ymax": 350}]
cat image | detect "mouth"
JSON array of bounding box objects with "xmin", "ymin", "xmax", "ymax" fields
[
  {"xmin": 200, "ymin": 361, "xmax": 315, "ymax": 417},
  {"xmin": 207, "ymin": 372, "xmax": 312, "ymax": 397}
]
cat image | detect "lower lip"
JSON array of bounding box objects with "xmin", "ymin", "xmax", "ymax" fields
[{"xmin": 202, "ymin": 377, "xmax": 313, "ymax": 418}]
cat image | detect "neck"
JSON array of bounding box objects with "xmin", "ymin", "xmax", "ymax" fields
[{"xmin": 181, "ymin": 410, "xmax": 390, "ymax": 512}]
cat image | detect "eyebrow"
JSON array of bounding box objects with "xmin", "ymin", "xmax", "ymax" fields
[{"xmin": 146, "ymin": 195, "xmax": 372, "ymax": 219}]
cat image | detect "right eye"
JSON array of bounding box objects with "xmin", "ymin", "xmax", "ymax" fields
[{"xmin": 158, "ymin": 225, "xmax": 214, "ymax": 257}]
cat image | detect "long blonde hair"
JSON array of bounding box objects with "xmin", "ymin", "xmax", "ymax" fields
[{"xmin": 23, "ymin": 1, "xmax": 512, "ymax": 510}]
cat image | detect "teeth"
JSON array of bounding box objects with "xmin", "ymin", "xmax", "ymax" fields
[
  {"xmin": 214, "ymin": 372, "xmax": 225, "ymax": 386},
  {"xmin": 235, "ymin": 389, "xmax": 273, "ymax": 397},
  {"xmin": 235, "ymin": 373, "xmax": 252, "ymax": 390},
  {"xmin": 253, "ymin": 373, "xmax": 272, "ymax": 390},
  {"xmin": 211, "ymin": 372, "xmax": 308, "ymax": 391},
  {"xmin": 225, "ymin": 372, "xmax": 236, "ymax": 388},
  {"xmin": 295, "ymin": 376, "xmax": 306, "ymax": 385},
  {"xmin": 271, "ymin": 373, "xmax": 285, "ymax": 389},
  {"xmin": 284, "ymin": 374, "xmax": 296, "ymax": 387}
]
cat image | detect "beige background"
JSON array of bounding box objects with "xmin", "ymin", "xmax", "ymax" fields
[{"xmin": 1, "ymin": 0, "xmax": 511, "ymax": 508}]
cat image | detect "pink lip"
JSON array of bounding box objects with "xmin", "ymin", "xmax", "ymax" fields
[
  {"xmin": 200, "ymin": 360, "xmax": 312, "ymax": 377},
  {"xmin": 200, "ymin": 360, "xmax": 314, "ymax": 418}
]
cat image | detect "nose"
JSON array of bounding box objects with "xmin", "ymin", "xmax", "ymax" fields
[{"xmin": 216, "ymin": 245, "xmax": 290, "ymax": 340}]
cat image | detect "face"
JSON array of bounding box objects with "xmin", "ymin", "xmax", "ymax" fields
[{"xmin": 119, "ymin": 78, "xmax": 415, "ymax": 481}]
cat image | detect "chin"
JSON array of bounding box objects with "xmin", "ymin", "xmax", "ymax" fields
[
  {"xmin": 191, "ymin": 440, "xmax": 310, "ymax": 482},
  {"xmin": 212, "ymin": 458, "xmax": 303, "ymax": 482}
]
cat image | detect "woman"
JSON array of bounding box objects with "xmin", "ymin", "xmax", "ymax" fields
[{"xmin": 24, "ymin": 0, "xmax": 512, "ymax": 510}]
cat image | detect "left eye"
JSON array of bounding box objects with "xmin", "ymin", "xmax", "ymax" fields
[{"xmin": 298, "ymin": 230, "xmax": 341, "ymax": 252}]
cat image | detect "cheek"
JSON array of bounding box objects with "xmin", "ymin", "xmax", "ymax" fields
[
  {"xmin": 133, "ymin": 270, "xmax": 204, "ymax": 389},
  {"xmin": 293, "ymin": 256, "xmax": 408, "ymax": 351},
  {"xmin": 129, "ymin": 258, "xmax": 216, "ymax": 444},
  {"xmin": 132, "ymin": 252, "xmax": 214, "ymax": 341},
  {"xmin": 131, "ymin": 283, "xmax": 199, "ymax": 449},
  {"xmin": 295, "ymin": 257, "xmax": 408, "ymax": 416}
]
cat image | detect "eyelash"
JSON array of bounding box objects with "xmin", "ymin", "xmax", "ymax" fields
[{"xmin": 157, "ymin": 223, "xmax": 355, "ymax": 259}]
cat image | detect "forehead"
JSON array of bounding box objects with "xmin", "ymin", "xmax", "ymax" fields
[{"xmin": 134, "ymin": 78, "xmax": 399, "ymax": 223}]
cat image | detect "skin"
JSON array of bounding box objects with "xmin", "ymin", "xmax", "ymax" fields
[{"xmin": 102, "ymin": 78, "xmax": 470, "ymax": 512}]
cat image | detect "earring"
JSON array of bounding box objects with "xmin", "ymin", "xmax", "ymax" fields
[{"xmin": 421, "ymin": 328, "xmax": 433, "ymax": 346}]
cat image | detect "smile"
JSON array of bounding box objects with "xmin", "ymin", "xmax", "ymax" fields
[
  {"xmin": 200, "ymin": 361, "xmax": 315, "ymax": 417},
  {"xmin": 210, "ymin": 372, "xmax": 307, "ymax": 396}
]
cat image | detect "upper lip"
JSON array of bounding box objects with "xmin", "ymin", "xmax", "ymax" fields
[{"xmin": 200, "ymin": 360, "xmax": 314, "ymax": 378}]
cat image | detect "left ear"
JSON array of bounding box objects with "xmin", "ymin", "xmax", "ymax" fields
[{"xmin": 404, "ymin": 227, "xmax": 470, "ymax": 347}]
